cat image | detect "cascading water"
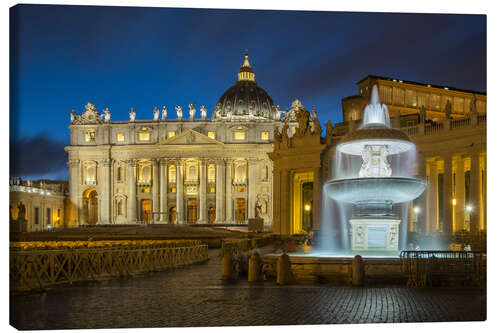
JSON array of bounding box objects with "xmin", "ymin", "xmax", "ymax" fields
[{"xmin": 321, "ymin": 85, "xmax": 427, "ymax": 255}]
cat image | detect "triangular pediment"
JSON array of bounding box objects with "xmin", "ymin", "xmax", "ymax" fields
[{"xmin": 158, "ymin": 129, "xmax": 223, "ymax": 145}]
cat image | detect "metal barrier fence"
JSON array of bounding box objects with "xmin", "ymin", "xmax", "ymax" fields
[
  {"xmin": 400, "ymin": 251, "xmax": 486, "ymax": 288},
  {"xmin": 10, "ymin": 244, "xmax": 208, "ymax": 292}
]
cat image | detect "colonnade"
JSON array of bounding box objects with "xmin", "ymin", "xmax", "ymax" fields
[{"xmin": 413, "ymin": 150, "xmax": 486, "ymax": 235}]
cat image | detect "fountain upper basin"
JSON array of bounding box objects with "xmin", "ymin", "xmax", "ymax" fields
[{"xmin": 325, "ymin": 177, "xmax": 426, "ymax": 204}]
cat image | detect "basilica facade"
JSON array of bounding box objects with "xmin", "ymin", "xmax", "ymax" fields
[{"xmin": 65, "ymin": 55, "xmax": 293, "ymax": 228}]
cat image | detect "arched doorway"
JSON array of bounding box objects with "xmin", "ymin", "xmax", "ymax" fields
[
  {"xmin": 235, "ymin": 198, "xmax": 246, "ymax": 223},
  {"xmin": 82, "ymin": 189, "xmax": 98, "ymax": 225},
  {"xmin": 187, "ymin": 199, "xmax": 198, "ymax": 223},
  {"xmin": 208, "ymin": 207, "xmax": 215, "ymax": 224},
  {"xmin": 141, "ymin": 199, "xmax": 151, "ymax": 224},
  {"xmin": 169, "ymin": 207, "xmax": 177, "ymax": 224}
]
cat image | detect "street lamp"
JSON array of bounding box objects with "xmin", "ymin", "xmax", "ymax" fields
[
  {"xmin": 304, "ymin": 203, "xmax": 311, "ymax": 212},
  {"xmin": 452, "ymin": 198, "xmax": 457, "ymax": 206},
  {"xmin": 466, "ymin": 205, "xmax": 473, "ymax": 212}
]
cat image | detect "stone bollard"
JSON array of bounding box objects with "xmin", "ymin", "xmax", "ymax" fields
[
  {"xmin": 248, "ymin": 250, "xmax": 262, "ymax": 283},
  {"xmin": 221, "ymin": 249, "xmax": 234, "ymax": 281},
  {"xmin": 352, "ymin": 255, "xmax": 364, "ymax": 286},
  {"xmin": 277, "ymin": 253, "xmax": 292, "ymax": 285}
]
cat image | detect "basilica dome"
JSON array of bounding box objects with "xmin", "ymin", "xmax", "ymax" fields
[{"xmin": 213, "ymin": 54, "xmax": 277, "ymax": 120}]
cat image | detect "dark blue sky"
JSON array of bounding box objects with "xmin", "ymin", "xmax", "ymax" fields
[{"xmin": 10, "ymin": 4, "xmax": 486, "ymax": 180}]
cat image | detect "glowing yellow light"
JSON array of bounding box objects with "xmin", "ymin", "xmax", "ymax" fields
[
  {"xmin": 452, "ymin": 198, "xmax": 457, "ymax": 206},
  {"xmin": 234, "ymin": 132, "xmax": 246, "ymax": 140},
  {"xmin": 207, "ymin": 131, "xmax": 216, "ymax": 139},
  {"xmin": 466, "ymin": 205, "xmax": 473, "ymax": 212},
  {"xmin": 139, "ymin": 133, "xmax": 150, "ymax": 141},
  {"xmin": 261, "ymin": 131, "xmax": 269, "ymax": 140},
  {"xmin": 168, "ymin": 131, "xmax": 176, "ymax": 138},
  {"xmin": 304, "ymin": 204, "xmax": 311, "ymax": 212},
  {"xmin": 413, "ymin": 207, "xmax": 420, "ymax": 214}
]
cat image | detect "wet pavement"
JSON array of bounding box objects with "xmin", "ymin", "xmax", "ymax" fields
[{"xmin": 10, "ymin": 250, "xmax": 486, "ymax": 329}]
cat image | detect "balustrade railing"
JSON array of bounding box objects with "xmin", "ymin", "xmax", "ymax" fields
[
  {"xmin": 10, "ymin": 244, "xmax": 208, "ymax": 292},
  {"xmin": 450, "ymin": 117, "xmax": 471, "ymax": 130},
  {"xmin": 424, "ymin": 122, "xmax": 443, "ymax": 135},
  {"xmin": 400, "ymin": 250, "xmax": 486, "ymax": 288}
]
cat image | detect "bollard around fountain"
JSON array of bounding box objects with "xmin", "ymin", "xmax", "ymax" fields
[
  {"xmin": 277, "ymin": 253, "xmax": 293, "ymax": 285},
  {"xmin": 221, "ymin": 249, "xmax": 234, "ymax": 281},
  {"xmin": 352, "ymin": 254, "xmax": 364, "ymax": 286},
  {"xmin": 248, "ymin": 250, "xmax": 263, "ymax": 283}
]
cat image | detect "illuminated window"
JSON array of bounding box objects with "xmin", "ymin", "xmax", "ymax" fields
[
  {"xmin": 168, "ymin": 165, "xmax": 176, "ymax": 183},
  {"xmin": 171, "ymin": 187, "xmax": 176, "ymax": 193},
  {"xmin": 234, "ymin": 131, "xmax": 246, "ymax": 140},
  {"xmin": 209, "ymin": 187, "xmax": 215, "ymax": 193},
  {"xmin": 237, "ymin": 187, "xmax": 245, "ymax": 193},
  {"xmin": 85, "ymin": 129, "xmax": 96, "ymax": 142},
  {"xmin": 168, "ymin": 131, "xmax": 176, "ymax": 138},
  {"xmin": 139, "ymin": 132, "xmax": 150, "ymax": 141},
  {"xmin": 208, "ymin": 164, "xmax": 216, "ymax": 182},
  {"xmin": 117, "ymin": 133, "xmax": 125, "ymax": 142},
  {"xmin": 261, "ymin": 131, "xmax": 269, "ymax": 140},
  {"xmin": 188, "ymin": 165, "xmax": 197, "ymax": 180},
  {"xmin": 142, "ymin": 187, "xmax": 150, "ymax": 193},
  {"xmin": 207, "ymin": 131, "xmax": 216, "ymax": 139}
]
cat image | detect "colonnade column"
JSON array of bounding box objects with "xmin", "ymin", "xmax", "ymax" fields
[
  {"xmin": 426, "ymin": 159, "xmax": 438, "ymax": 235},
  {"xmin": 414, "ymin": 152, "xmax": 427, "ymax": 234},
  {"xmin": 159, "ymin": 159, "xmax": 167, "ymax": 222},
  {"xmin": 312, "ymin": 167, "xmax": 321, "ymax": 231},
  {"xmin": 198, "ymin": 158, "xmax": 207, "ymax": 223},
  {"xmin": 454, "ymin": 155, "xmax": 466, "ymax": 232},
  {"xmin": 247, "ymin": 158, "xmax": 258, "ymax": 219},
  {"xmin": 67, "ymin": 159, "xmax": 80, "ymax": 226},
  {"xmin": 280, "ymin": 169, "xmax": 291, "ymax": 235},
  {"xmin": 100, "ymin": 158, "xmax": 112, "ymax": 224},
  {"xmin": 225, "ymin": 158, "xmax": 233, "ymax": 223},
  {"xmin": 127, "ymin": 159, "xmax": 137, "ymax": 223},
  {"xmin": 469, "ymin": 151, "xmax": 480, "ymax": 234},
  {"xmin": 215, "ymin": 158, "xmax": 225, "ymax": 223},
  {"xmin": 152, "ymin": 158, "xmax": 159, "ymax": 223},
  {"xmin": 176, "ymin": 159, "xmax": 184, "ymax": 224},
  {"xmin": 442, "ymin": 155, "xmax": 453, "ymax": 235}
]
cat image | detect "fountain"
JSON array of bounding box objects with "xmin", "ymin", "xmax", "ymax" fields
[{"xmin": 324, "ymin": 85, "xmax": 426, "ymax": 254}]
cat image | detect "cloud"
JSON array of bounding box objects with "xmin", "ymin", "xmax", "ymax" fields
[{"xmin": 10, "ymin": 133, "xmax": 68, "ymax": 180}]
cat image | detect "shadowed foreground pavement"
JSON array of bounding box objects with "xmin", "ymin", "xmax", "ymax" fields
[{"xmin": 10, "ymin": 250, "xmax": 486, "ymax": 329}]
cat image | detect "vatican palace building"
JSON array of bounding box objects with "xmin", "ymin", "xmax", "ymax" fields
[{"xmin": 49, "ymin": 54, "xmax": 486, "ymax": 238}]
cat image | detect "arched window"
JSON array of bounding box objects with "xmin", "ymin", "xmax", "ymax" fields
[
  {"xmin": 261, "ymin": 165, "xmax": 268, "ymax": 180},
  {"xmin": 116, "ymin": 198, "xmax": 124, "ymax": 216},
  {"xmin": 141, "ymin": 165, "xmax": 151, "ymax": 183},
  {"xmin": 208, "ymin": 164, "xmax": 216, "ymax": 182},
  {"xmin": 116, "ymin": 166, "xmax": 124, "ymax": 181},
  {"xmin": 236, "ymin": 164, "xmax": 246, "ymax": 183},
  {"xmin": 188, "ymin": 165, "xmax": 197, "ymax": 181},
  {"xmin": 168, "ymin": 165, "xmax": 176, "ymax": 183}
]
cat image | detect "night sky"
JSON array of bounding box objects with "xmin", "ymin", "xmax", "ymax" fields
[{"xmin": 10, "ymin": 4, "xmax": 486, "ymax": 180}]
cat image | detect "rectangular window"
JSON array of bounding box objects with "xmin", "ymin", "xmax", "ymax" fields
[
  {"xmin": 171, "ymin": 187, "xmax": 176, "ymax": 193},
  {"xmin": 209, "ymin": 187, "xmax": 215, "ymax": 193},
  {"xmin": 237, "ymin": 187, "xmax": 245, "ymax": 193},
  {"xmin": 117, "ymin": 133, "xmax": 125, "ymax": 142},
  {"xmin": 46, "ymin": 208, "xmax": 51, "ymax": 225},
  {"xmin": 234, "ymin": 132, "xmax": 246, "ymax": 140},
  {"xmin": 168, "ymin": 131, "xmax": 176, "ymax": 138},
  {"xmin": 261, "ymin": 131, "xmax": 269, "ymax": 140},
  {"xmin": 139, "ymin": 133, "xmax": 150, "ymax": 141},
  {"xmin": 34, "ymin": 207, "xmax": 39, "ymax": 225},
  {"xmin": 207, "ymin": 131, "xmax": 216, "ymax": 139}
]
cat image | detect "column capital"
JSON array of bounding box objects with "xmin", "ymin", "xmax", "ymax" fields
[
  {"xmin": 100, "ymin": 158, "xmax": 113, "ymax": 166},
  {"xmin": 67, "ymin": 159, "xmax": 80, "ymax": 166},
  {"xmin": 159, "ymin": 158, "xmax": 168, "ymax": 166},
  {"xmin": 126, "ymin": 159, "xmax": 136, "ymax": 166}
]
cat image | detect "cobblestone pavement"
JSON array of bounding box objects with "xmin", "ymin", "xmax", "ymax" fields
[{"xmin": 10, "ymin": 250, "xmax": 486, "ymax": 329}]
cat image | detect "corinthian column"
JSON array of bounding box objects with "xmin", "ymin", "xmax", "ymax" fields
[
  {"xmin": 160, "ymin": 158, "xmax": 167, "ymax": 223},
  {"xmin": 152, "ymin": 158, "xmax": 159, "ymax": 223},
  {"xmin": 426, "ymin": 159, "xmax": 438, "ymax": 235},
  {"xmin": 198, "ymin": 158, "xmax": 207, "ymax": 223},
  {"xmin": 225, "ymin": 158, "xmax": 233, "ymax": 223},
  {"xmin": 247, "ymin": 158, "xmax": 258, "ymax": 219},
  {"xmin": 455, "ymin": 155, "xmax": 466, "ymax": 232},
  {"xmin": 127, "ymin": 159, "xmax": 137, "ymax": 223},
  {"xmin": 67, "ymin": 159, "xmax": 80, "ymax": 226},
  {"xmin": 442, "ymin": 155, "xmax": 453, "ymax": 235},
  {"xmin": 469, "ymin": 151, "xmax": 480, "ymax": 234},
  {"xmin": 100, "ymin": 158, "xmax": 112, "ymax": 224},
  {"xmin": 215, "ymin": 158, "xmax": 225, "ymax": 223},
  {"xmin": 176, "ymin": 159, "xmax": 184, "ymax": 224}
]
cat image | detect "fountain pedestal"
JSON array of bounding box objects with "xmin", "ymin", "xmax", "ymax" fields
[{"xmin": 349, "ymin": 217, "xmax": 400, "ymax": 253}]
